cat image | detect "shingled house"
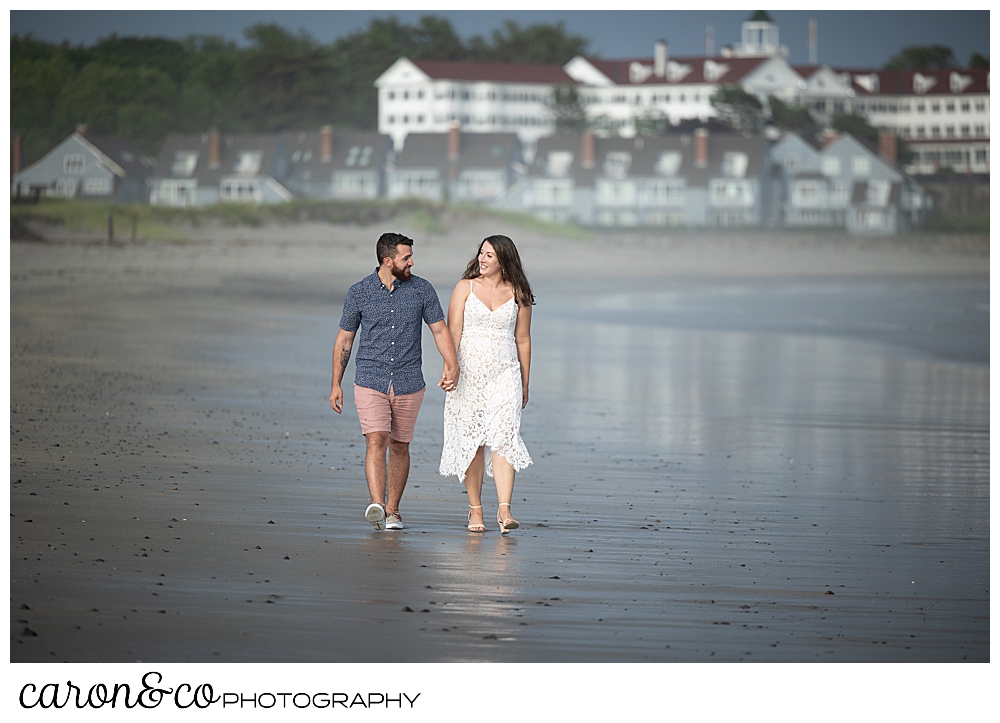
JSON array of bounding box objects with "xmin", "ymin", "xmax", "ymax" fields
[
  {"xmin": 496, "ymin": 128, "xmax": 769, "ymax": 228},
  {"xmin": 386, "ymin": 124, "xmax": 523, "ymax": 203},
  {"xmin": 11, "ymin": 128, "xmax": 155, "ymax": 203},
  {"xmin": 282, "ymin": 127, "xmax": 393, "ymax": 200},
  {"xmin": 149, "ymin": 131, "xmax": 293, "ymax": 206}
]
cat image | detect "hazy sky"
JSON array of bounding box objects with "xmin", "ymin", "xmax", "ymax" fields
[{"xmin": 9, "ymin": 9, "xmax": 990, "ymax": 69}]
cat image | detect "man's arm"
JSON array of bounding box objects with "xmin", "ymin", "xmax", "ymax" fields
[
  {"xmin": 429, "ymin": 320, "xmax": 459, "ymax": 391},
  {"xmin": 330, "ymin": 328, "xmax": 357, "ymax": 413}
]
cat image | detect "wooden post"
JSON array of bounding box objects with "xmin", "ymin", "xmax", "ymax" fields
[
  {"xmin": 108, "ymin": 212, "xmax": 114, "ymax": 244},
  {"xmin": 131, "ymin": 214, "xmax": 138, "ymax": 242}
]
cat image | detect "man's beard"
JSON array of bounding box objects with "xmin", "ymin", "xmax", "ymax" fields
[{"xmin": 391, "ymin": 265, "xmax": 411, "ymax": 281}]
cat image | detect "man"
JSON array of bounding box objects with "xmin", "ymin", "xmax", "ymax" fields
[{"xmin": 330, "ymin": 232, "xmax": 459, "ymax": 531}]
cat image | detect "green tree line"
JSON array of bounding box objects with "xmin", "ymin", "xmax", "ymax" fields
[{"xmin": 11, "ymin": 15, "xmax": 590, "ymax": 165}]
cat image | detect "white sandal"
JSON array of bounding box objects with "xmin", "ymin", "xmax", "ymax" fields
[
  {"xmin": 468, "ymin": 504, "xmax": 485, "ymax": 533},
  {"xmin": 497, "ymin": 502, "xmax": 519, "ymax": 534}
]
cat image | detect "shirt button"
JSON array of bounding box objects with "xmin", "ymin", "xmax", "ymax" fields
[
  {"xmin": 390, "ymin": 309, "xmax": 394, "ymax": 313},
  {"xmin": 391, "ymin": 341, "xmax": 394, "ymax": 345}
]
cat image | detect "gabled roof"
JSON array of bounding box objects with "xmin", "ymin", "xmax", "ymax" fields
[
  {"xmin": 394, "ymin": 132, "xmax": 520, "ymax": 171},
  {"xmin": 281, "ymin": 130, "xmax": 391, "ymax": 172},
  {"xmin": 81, "ymin": 134, "xmax": 157, "ymax": 178},
  {"xmin": 408, "ymin": 59, "xmax": 575, "ymax": 84},
  {"xmin": 830, "ymin": 67, "xmax": 989, "ymax": 96},
  {"xmin": 529, "ymin": 131, "xmax": 768, "ymax": 187},
  {"xmin": 154, "ymin": 133, "xmax": 285, "ymax": 185},
  {"xmin": 581, "ymin": 55, "xmax": 769, "ymax": 86}
]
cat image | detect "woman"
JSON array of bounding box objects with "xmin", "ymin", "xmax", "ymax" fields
[{"xmin": 439, "ymin": 235, "xmax": 534, "ymax": 533}]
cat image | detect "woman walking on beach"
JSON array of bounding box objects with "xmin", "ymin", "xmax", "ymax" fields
[{"xmin": 440, "ymin": 235, "xmax": 534, "ymax": 533}]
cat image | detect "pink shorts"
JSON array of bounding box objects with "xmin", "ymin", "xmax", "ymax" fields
[{"xmin": 353, "ymin": 384, "xmax": 425, "ymax": 442}]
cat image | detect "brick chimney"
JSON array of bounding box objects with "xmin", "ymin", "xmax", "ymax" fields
[
  {"xmin": 878, "ymin": 130, "xmax": 897, "ymax": 165},
  {"xmin": 581, "ymin": 131, "xmax": 595, "ymax": 168},
  {"xmin": 448, "ymin": 121, "xmax": 461, "ymax": 180},
  {"xmin": 654, "ymin": 40, "xmax": 668, "ymax": 79},
  {"xmin": 822, "ymin": 128, "xmax": 839, "ymax": 148},
  {"xmin": 208, "ymin": 129, "xmax": 221, "ymax": 169},
  {"xmin": 320, "ymin": 125, "xmax": 333, "ymax": 162},
  {"xmin": 694, "ymin": 128, "xmax": 708, "ymax": 169},
  {"xmin": 448, "ymin": 121, "xmax": 461, "ymax": 160},
  {"xmin": 13, "ymin": 134, "xmax": 22, "ymax": 176},
  {"xmin": 75, "ymin": 123, "xmax": 87, "ymax": 136}
]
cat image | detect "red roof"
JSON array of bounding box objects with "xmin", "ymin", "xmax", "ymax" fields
[
  {"xmin": 583, "ymin": 55, "xmax": 768, "ymax": 85},
  {"xmin": 831, "ymin": 67, "xmax": 989, "ymax": 96},
  {"xmin": 409, "ymin": 59, "xmax": 576, "ymax": 84}
]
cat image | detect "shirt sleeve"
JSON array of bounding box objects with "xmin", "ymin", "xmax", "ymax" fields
[
  {"xmin": 422, "ymin": 282, "xmax": 446, "ymax": 325},
  {"xmin": 339, "ymin": 286, "xmax": 362, "ymax": 332}
]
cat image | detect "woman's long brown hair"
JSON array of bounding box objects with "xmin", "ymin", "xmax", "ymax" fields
[{"xmin": 462, "ymin": 235, "xmax": 535, "ymax": 307}]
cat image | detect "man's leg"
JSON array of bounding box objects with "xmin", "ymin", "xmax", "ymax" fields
[
  {"xmin": 383, "ymin": 386, "xmax": 424, "ymax": 528},
  {"xmin": 386, "ymin": 438, "xmax": 410, "ymax": 514},
  {"xmin": 364, "ymin": 431, "xmax": 390, "ymax": 505}
]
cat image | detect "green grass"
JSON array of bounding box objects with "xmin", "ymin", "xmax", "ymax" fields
[
  {"xmin": 922, "ymin": 213, "xmax": 989, "ymax": 233},
  {"xmin": 447, "ymin": 204, "xmax": 594, "ymax": 240}
]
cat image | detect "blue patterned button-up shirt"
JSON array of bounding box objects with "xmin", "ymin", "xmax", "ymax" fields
[{"xmin": 339, "ymin": 269, "xmax": 446, "ymax": 395}]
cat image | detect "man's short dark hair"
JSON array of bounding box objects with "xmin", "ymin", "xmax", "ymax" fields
[{"xmin": 376, "ymin": 232, "xmax": 414, "ymax": 264}]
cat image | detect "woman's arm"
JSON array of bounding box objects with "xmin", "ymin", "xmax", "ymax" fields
[
  {"xmin": 514, "ymin": 303, "xmax": 532, "ymax": 409},
  {"xmin": 447, "ymin": 280, "xmax": 470, "ymax": 354}
]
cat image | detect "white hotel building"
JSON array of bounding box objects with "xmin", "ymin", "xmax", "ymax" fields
[{"xmin": 375, "ymin": 13, "xmax": 988, "ymax": 174}]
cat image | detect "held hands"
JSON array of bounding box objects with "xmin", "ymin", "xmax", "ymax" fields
[
  {"xmin": 330, "ymin": 385, "xmax": 343, "ymax": 414},
  {"xmin": 439, "ymin": 365, "xmax": 459, "ymax": 392}
]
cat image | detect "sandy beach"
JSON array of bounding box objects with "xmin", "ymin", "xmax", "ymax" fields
[{"xmin": 9, "ymin": 219, "xmax": 989, "ymax": 665}]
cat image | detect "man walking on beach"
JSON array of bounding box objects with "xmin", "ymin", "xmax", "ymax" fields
[{"xmin": 330, "ymin": 232, "xmax": 459, "ymax": 530}]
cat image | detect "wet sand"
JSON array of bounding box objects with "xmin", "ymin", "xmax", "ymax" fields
[{"xmin": 9, "ymin": 224, "xmax": 989, "ymax": 666}]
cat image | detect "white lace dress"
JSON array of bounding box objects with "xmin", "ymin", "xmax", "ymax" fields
[{"xmin": 439, "ymin": 283, "xmax": 532, "ymax": 482}]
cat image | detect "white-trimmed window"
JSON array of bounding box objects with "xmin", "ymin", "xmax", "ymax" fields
[
  {"xmin": 531, "ymin": 179, "xmax": 573, "ymax": 207},
  {"xmin": 709, "ymin": 179, "xmax": 754, "ymax": 207},
  {"xmin": 333, "ymin": 172, "xmax": 375, "ymax": 199},
  {"xmin": 54, "ymin": 178, "xmax": 77, "ymax": 197},
  {"xmin": 220, "ymin": 179, "xmax": 262, "ymax": 203},
  {"xmin": 793, "ymin": 180, "xmax": 824, "ymax": 208},
  {"xmin": 234, "ymin": 151, "xmax": 263, "ymax": 175},
  {"xmin": 851, "ymin": 156, "xmax": 871, "ymax": 176},
  {"xmin": 546, "ymin": 151, "xmax": 574, "ymax": 177},
  {"xmin": 821, "ymin": 156, "xmax": 841, "ymax": 176},
  {"xmin": 721, "ymin": 152, "xmax": 749, "ymax": 178},
  {"xmin": 83, "ymin": 177, "xmax": 112, "ymax": 195},
  {"xmin": 865, "ymin": 180, "xmax": 891, "ymax": 207},
  {"xmin": 64, "ymin": 154, "xmax": 86, "ymax": 173},
  {"xmin": 655, "ymin": 152, "xmax": 682, "ymax": 177},
  {"xmin": 604, "ymin": 152, "xmax": 632, "ymax": 179},
  {"xmin": 783, "ymin": 153, "xmax": 800, "ymax": 172},
  {"xmin": 172, "ymin": 151, "xmax": 198, "ymax": 176},
  {"xmin": 596, "ymin": 179, "xmax": 637, "ymax": 206},
  {"xmin": 155, "ymin": 179, "xmax": 197, "ymax": 206}
]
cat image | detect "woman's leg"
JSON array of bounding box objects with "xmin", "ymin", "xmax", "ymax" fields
[
  {"xmin": 492, "ymin": 451, "xmax": 517, "ymax": 525},
  {"xmin": 464, "ymin": 447, "xmax": 486, "ymax": 529}
]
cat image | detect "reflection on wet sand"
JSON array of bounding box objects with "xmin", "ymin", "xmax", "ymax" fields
[{"xmin": 10, "ymin": 236, "xmax": 988, "ymax": 662}]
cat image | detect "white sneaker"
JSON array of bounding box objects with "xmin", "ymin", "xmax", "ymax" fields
[
  {"xmin": 385, "ymin": 510, "xmax": 404, "ymax": 530},
  {"xmin": 365, "ymin": 503, "xmax": 385, "ymax": 531}
]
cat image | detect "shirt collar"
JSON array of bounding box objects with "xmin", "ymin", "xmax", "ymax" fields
[{"xmin": 372, "ymin": 267, "xmax": 410, "ymax": 291}]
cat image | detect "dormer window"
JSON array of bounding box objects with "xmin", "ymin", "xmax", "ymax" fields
[
  {"xmin": 292, "ymin": 151, "xmax": 302, "ymax": 162},
  {"xmin": 547, "ymin": 151, "xmax": 573, "ymax": 177},
  {"xmin": 721, "ymin": 152, "xmax": 748, "ymax": 178},
  {"xmin": 303, "ymin": 151, "xmax": 312, "ymax": 163},
  {"xmin": 234, "ymin": 151, "xmax": 263, "ymax": 175},
  {"xmin": 171, "ymin": 151, "xmax": 198, "ymax": 176},
  {"xmin": 655, "ymin": 151, "xmax": 682, "ymax": 177},
  {"xmin": 604, "ymin": 152, "xmax": 632, "ymax": 179},
  {"xmin": 359, "ymin": 146, "xmax": 374, "ymax": 167}
]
